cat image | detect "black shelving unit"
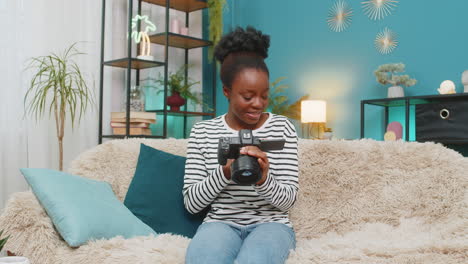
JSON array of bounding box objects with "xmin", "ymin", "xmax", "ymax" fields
[
  {"xmin": 98, "ymin": 0, "xmax": 216, "ymax": 144},
  {"xmin": 360, "ymin": 93, "xmax": 468, "ymax": 144}
]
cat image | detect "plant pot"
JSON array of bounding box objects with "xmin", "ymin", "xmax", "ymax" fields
[
  {"xmin": 167, "ymin": 91, "xmax": 186, "ymax": 111},
  {"xmin": 388, "ymin": 86, "xmax": 404, "ymax": 98},
  {"xmin": 0, "ymin": 257, "xmax": 30, "ymax": 264}
]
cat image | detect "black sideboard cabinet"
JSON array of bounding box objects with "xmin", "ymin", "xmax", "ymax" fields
[{"xmin": 361, "ymin": 94, "xmax": 468, "ymax": 147}]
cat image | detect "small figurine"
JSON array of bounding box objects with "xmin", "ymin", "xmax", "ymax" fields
[{"xmin": 437, "ymin": 80, "xmax": 456, "ymax": 94}]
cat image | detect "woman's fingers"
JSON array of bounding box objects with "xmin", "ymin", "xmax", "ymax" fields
[
  {"xmin": 240, "ymin": 146, "xmax": 267, "ymax": 160},
  {"xmin": 257, "ymin": 157, "xmax": 268, "ymax": 169}
]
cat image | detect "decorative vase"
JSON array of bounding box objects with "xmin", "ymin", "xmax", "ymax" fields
[
  {"xmin": 0, "ymin": 256, "xmax": 30, "ymax": 264},
  {"xmin": 171, "ymin": 19, "xmax": 180, "ymax": 34},
  {"xmin": 167, "ymin": 91, "xmax": 186, "ymax": 111},
  {"xmin": 387, "ymin": 86, "xmax": 404, "ymax": 98},
  {"xmin": 462, "ymin": 70, "xmax": 468, "ymax": 93},
  {"xmin": 129, "ymin": 85, "xmax": 145, "ymax": 112}
]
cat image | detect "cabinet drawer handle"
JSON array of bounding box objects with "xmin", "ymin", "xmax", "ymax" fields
[{"xmin": 440, "ymin": 109, "xmax": 450, "ymax": 119}]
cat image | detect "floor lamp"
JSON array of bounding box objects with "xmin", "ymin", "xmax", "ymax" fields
[{"xmin": 301, "ymin": 100, "xmax": 326, "ymax": 139}]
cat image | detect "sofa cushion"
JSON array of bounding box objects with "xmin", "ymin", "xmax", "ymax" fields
[
  {"xmin": 124, "ymin": 144, "xmax": 206, "ymax": 238},
  {"xmin": 21, "ymin": 168, "xmax": 156, "ymax": 247}
]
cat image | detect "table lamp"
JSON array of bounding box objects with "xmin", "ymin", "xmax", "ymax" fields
[{"xmin": 301, "ymin": 100, "xmax": 326, "ymax": 139}]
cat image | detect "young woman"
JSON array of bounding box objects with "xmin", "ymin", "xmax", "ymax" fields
[{"xmin": 183, "ymin": 26, "xmax": 299, "ymax": 264}]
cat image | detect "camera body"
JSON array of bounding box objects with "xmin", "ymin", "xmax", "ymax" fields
[{"xmin": 218, "ymin": 129, "xmax": 285, "ymax": 185}]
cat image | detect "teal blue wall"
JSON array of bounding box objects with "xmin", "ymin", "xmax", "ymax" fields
[{"xmin": 214, "ymin": 0, "xmax": 468, "ymax": 140}]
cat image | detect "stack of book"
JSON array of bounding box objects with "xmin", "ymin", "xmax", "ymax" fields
[{"xmin": 111, "ymin": 112, "xmax": 156, "ymax": 135}]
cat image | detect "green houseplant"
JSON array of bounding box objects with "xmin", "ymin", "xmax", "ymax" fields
[
  {"xmin": 207, "ymin": 0, "xmax": 226, "ymax": 61},
  {"xmin": 374, "ymin": 63, "xmax": 417, "ymax": 98},
  {"xmin": 145, "ymin": 65, "xmax": 208, "ymax": 111},
  {"xmin": 24, "ymin": 43, "xmax": 94, "ymax": 171},
  {"xmin": 269, "ymin": 77, "xmax": 309, "ymax": 120}
]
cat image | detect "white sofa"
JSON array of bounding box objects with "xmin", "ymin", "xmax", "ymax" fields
[{"xmin": 0, "ymin": 138, "xmax": 467, "ymax": 264}]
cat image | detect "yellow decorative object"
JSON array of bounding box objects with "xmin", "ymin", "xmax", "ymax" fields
[{"xmin": 384, "ymin": 131, "xmax": 396, "ymax": 141}]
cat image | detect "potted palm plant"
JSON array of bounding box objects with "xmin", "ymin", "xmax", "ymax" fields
[
  {"xmin": 0, "ymin": 229, "xmax": 10, "ymax": 255},
  {"xmin": 0, "ymin": 229, "xmax": 29, "ymax": 263},
  {"xmin": 24, "ymin": 43, "xmax": 94, "ymax": 171}
]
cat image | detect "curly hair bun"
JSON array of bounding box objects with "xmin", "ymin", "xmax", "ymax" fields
[{"xmin": 214, "ymin": 26, "xmax": 270, "ymax": 63}]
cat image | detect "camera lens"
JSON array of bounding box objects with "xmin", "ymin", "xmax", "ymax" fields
[
  {"xmin": 241, "ymin": 171, "xmax": 252, "ymax": 177},
  {"xmin": 231, "ymin": 155, "xmax": 261, "ymax": 185}
]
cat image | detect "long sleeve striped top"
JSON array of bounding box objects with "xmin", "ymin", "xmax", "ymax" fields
[{"xmin": 183, "ymin": 113, "xmax": 299, "ymax": 227}]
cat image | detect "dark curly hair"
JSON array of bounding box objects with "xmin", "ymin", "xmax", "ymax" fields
[{"xmin": 214, "ymin": 26, "xmax": 270, "ymax": 89}]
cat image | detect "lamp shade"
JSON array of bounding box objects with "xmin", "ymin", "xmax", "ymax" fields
[{"xmin": 301, "ymin": 100, "xmax": 326, "ymax": 123}]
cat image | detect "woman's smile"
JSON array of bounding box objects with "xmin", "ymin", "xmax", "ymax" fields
[{"xmin": 245, "ymin": 112, "xmax": 262, "ymax": 120}]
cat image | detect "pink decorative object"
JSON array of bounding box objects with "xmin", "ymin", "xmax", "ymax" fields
[
  {"xmin": 171, "ymin": 19, "xmax": 180, "ymax": 34},
  {"xmin": 386, "ymin": 121, "xmax": 403, "ymax": 140},
  {"xmin": 180, "ymin": 27, "xmax": 189, "ymax": 36}
]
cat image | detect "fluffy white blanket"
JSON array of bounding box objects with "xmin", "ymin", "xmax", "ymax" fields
[{"xmin": 0, "ymin": 139, "xmax": 466, "ymax": 263}]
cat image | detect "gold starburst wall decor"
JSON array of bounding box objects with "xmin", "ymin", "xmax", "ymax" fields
[
  {"xmin": 327, "ymin": 0, "xmax": 353, "ymax": 32},
  {"xmin": 375, "ymin": 27, "xmax": 398, "ymax": 54},
  {"xmin": 362, "ymin": 0, "xmax": 398, "ymax": 20}
]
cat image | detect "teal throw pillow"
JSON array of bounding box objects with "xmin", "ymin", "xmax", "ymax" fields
[
  {"xmin": 21, "ymin": 168, "xmax": 156, "ymax": 247},
  {"xmin": 124, "ymin": 144, "xmax": 206, "ymax": 238}
]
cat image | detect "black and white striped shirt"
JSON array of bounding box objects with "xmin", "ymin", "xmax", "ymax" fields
[{"xmin": 183, "ymin": 113, "xmax": 299, "ymax": 227}]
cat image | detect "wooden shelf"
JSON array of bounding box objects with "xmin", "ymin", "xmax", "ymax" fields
[
  {"xmin": 98, "ymin": 0, "xmax": 215, "ymax": 142},
  {"xmin": 104, "ymin": 58, "xmax": 165, "ymax": 69},
  {"xmin": 142, "ymin": 0, "xmax": 207, "ymax": 12},
  {"xmin": 149, "ymin": 32, "xmax": 212, "ymax": 49},
  {"xmin": 146, "ymin": 109, "xmax": 215, "ymax": 117}
]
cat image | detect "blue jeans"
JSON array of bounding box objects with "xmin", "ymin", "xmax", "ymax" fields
[{"xmin": 185, "ymin": 222, "xmax": 296, "ymax": 264}]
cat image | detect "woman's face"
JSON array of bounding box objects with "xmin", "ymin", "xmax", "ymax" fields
[{"xmin": 223, "ymin": 68, "xmax": 269, "ymax": 129}]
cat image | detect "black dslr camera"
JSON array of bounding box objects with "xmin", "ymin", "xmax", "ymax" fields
[{"xmin": 218, "ymin": 129, "xmax": 285, "ymax": 185}]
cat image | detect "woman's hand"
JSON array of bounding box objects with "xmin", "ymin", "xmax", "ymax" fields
[
  {"xmin": 222, "ymin": 159, "xmax": 234, "ymax": 180},
  {"xmin": 240, "ymin": 146, "xmax": 269, "ymax": 185}
]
